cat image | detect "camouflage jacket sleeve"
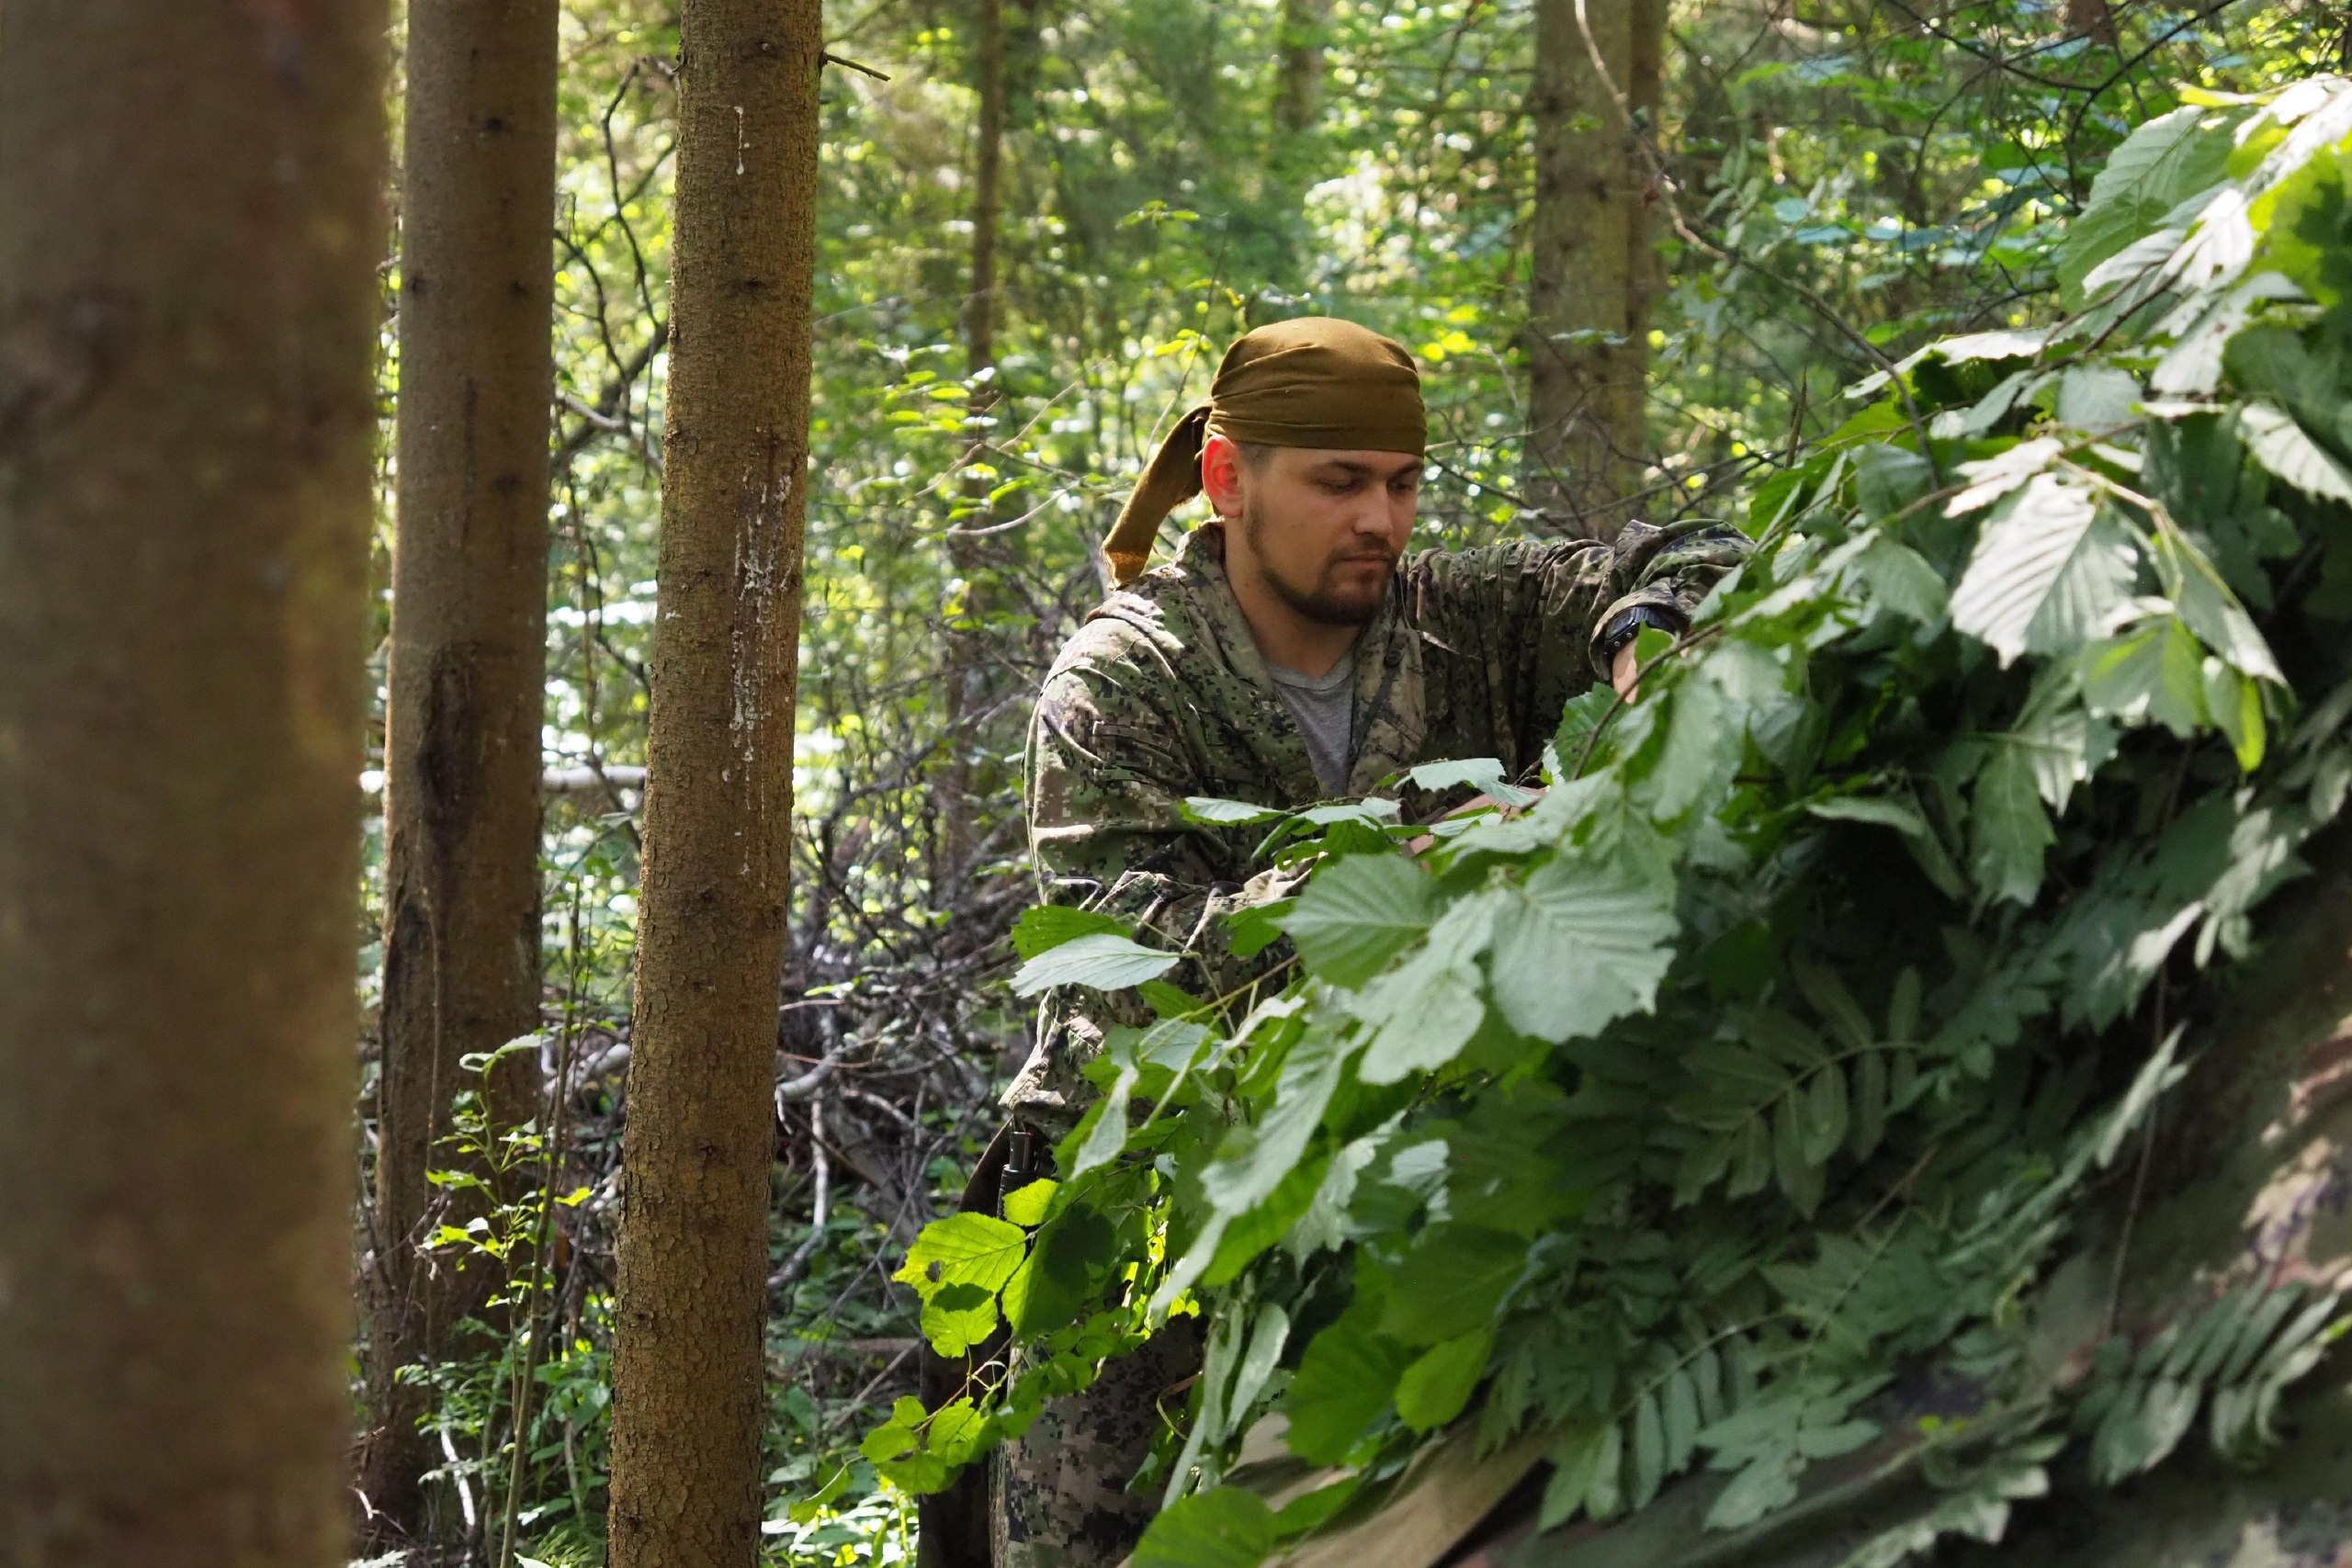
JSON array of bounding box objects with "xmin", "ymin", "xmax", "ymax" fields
[
  {"xmin": 1007, "ymin": 656, "xmax": 1301, "ymax": 1140},
  {"xmin": 1402, "ymin": 518, "xmax": 1753, "ymax": 775}
]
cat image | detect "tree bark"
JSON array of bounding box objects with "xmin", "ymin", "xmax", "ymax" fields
[
  {"xmin": 361, "ymin": 1, "xmax": 562, "ymax": 1549},
  {"xmin": 0, "ymin": 4, "xmax": 385, "ymax": 1565},
  {"xmin": 605, "ymin": 0, "xmax": 821, "ymax": 1562},
  {"xmin": 1272, "ymin": 0, "xmax": 1334, "ymax": 137},
  {"xmin": 1522, "ymin": 0, "xmax": 1664, "ymax": 538},
  {"xmin": 940, "ymin": 0, "xmax": 1010, "ymax": 886}
]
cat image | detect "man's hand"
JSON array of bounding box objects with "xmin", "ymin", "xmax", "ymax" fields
[{"xmin": 1611, "ymin": 640, "xmax": 1642, "ymax": 700}]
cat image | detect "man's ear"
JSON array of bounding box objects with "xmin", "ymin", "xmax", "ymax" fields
[{"xmin": 1200, "ymin": 431, "xmax": 1245, "ymax": 519}]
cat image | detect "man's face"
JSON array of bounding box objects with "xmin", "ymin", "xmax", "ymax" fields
[{"xmin": 1226, "ymin": 446, "xmax": 1421, "ymax": 626}]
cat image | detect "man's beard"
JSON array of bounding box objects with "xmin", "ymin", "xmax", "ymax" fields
[{"xmin": 1240, "ymin": 498, "xmax": 1395, "ymax": 627}]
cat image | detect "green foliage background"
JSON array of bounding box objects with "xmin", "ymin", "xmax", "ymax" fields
[{"xmin": 352, "ymin": 2, "xmax": 2352, "ymax": 1564}]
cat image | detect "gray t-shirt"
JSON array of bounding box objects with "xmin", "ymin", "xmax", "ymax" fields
[{"xmin": 1267, "ymin": 649, "xmax": 1355, "ymax": 796}]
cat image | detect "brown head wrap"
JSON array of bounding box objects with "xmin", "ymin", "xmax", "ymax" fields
[{"xmin": 1103, "ymin": 317, "xmax": 1426, "ymax": 584}]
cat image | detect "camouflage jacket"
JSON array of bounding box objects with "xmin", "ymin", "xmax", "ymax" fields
[{"xmin": 1006, "ymin": 518, "xmax": 1752, "ymax": 1134}]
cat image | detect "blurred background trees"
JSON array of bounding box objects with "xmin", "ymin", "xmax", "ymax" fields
[{"xmin": 342, "ymin": 0, "xmax": 2352, "ymax": 1562}]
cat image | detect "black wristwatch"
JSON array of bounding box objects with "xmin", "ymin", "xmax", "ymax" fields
[{"xmin": 1597, "ymin": 604, "xmax": 1685, "ymax": 661}]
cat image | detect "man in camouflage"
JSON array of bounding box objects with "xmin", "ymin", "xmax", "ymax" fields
[{"xmin": 989, "ymin": 318, "xmax": 1748, "ymax": 1568}]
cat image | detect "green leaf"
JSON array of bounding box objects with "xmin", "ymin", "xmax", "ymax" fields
[
  {"xmin": 1807, "ymin": 794, "xmax": 1966, "ymax": 900},
  {"xmin": 1131, "ymin": 1487, "xmax": 1276, "ymax": 1568},
  {"xmin": 2059, "ymin": 105, "xmax": 2237, "ymax": 307},
  {"xmin": 1010, "ymin": 932, "xmax": 1181, "ymax": 998},
  {"xmin": 1853, "ymin": 536, "xmax": 1950, "ymax": 624},
  {"xmin": 922, "ymin": 1283, "xmax": 999, "ymax": 1357},
  {"xmin": 1001, "ymin": 1207, "xmax": 1114, "ymax": 1337},
  {"xmin": 1183, "ymin": 795, "xmax": 1286, "ymax": 826},
  {"xmin": 1488, "ymin": 857, "xmax": 1679, "ymax": 1044},
  {"xmin": 2080, "ymin": 615, "xmax": 2208, "ymax": 737},
  {"xmin": 1949, "ymin": 473, "xmax": 2132, "ymax": 667},
  {"xmin": 1011, "ymin": 905, "xmax": 1129, "ymax": 960},
  {"xmin": 1555, "ymin": 687, "xmax": 1621, "ymax": 773},
  {"xmin": 1283, "ymin": 854, "xmax": 1439, "ymax": 987},
  {"xmin": 894, "ymin": 1212, "xmax": 1028, "ymax": 1302},
  {"xmin": 1970, "ymin": 742, "xmax": 2056, "ymax": 907},
  {"xmin": 1001, "ymin": 1179, "xmax": 1057, "ymax": 1227},
  {"xmin": 1357, "ymin": 958, "xmax": 1487, "ymax": 1085},
  {"xmin": 1800, "ymin": 1062, "xmax": 1849, "ymax": 1166},
  {"xmin": 1381, "ymin": 1224, "xmax": 1528, "ymax": 1346},
  {"xmin": 1772, "ymin": 1096, "xmax": 1825, "ymax": 1217},
  {"xmin": 1283, "ymin": 1316, "xmax": 1413, "ymax": 1463},
  {"xmin": 1405, "ymin": 756, "xmax": 1538, "ymax": 807},
  {"xmin": 1395, "ymin": 1327, "xmax": 1494, "ymax": 1432},
  {"xmin": 1539, "ymin": 1423, "xmax": 1612, "ymax": 1531},
  {"xmin": 1629, "ymin": 1387, "xmax": 1668, "ymax": 1509},
  {"xmin": 2156, "ymin": 526, "xmax": 2285, "ymax": 682},
  {"xmin": 1663, "ymin": 1367, "xmax": 1702, "ymax": 1472},
  {"xmin": 2238, "ymin": 402, "xmax": 2352, "ymax": 506}
]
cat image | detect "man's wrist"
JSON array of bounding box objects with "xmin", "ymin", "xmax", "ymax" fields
[{"xmin": 1597, "ymin": 604, "xmax": 1685, "ymax": 660}]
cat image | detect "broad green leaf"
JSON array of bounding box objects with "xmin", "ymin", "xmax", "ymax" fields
[
  {"xmin": 2080, "ymin": 615, "xmax": 2208, "ymax": 737},
  {"xmin": 1283, "ymin": 853, "xmax": 1438, "ymax": 987},
  {"xmin": 1405, "ymin": 756, "xmax": 1538, "ymax": 807},
  {"xmin": 1001, "ymin": 1178, "xmax": 1057, "ymax": 1227},
  {"xmin": 1067, "ymin": 1066, "xmax": 1135, "ymax": 1179},
  {"xmin": 1283, "ymin": 1317, "xmax": 1413, "ymax": 1463},
  {"xmin": 1353, "ymin": 891, "xmax": 1500, "ymax": 1083},
  {"xmin": 1182, "ymin": 795, "xmax": 1286, "ymax": 826},
  {"xmin": 1131, "ymin": 1487, "xmax": 1276, "ymax": 1568},
  {"xmin": 2059, "ymin": 105, "xmax": 2238, "ymax": 307},
  {"xmin": 1001, "ymin": 1207, "xmax": 1114, "ymax": 1337},
  {"xmin": 2238, "ymin": 402, "xmax": 2352, "ymax": 505},
  {"xmin": 1381, "ymin": 1224, "xmax": 1528, "ymax": 1345},
  {"xmin": 1949, "ymin": 473, "xmax": 2132, "ymax": 667},
  {"xmin": 1010, "ymin": 931, "xmax": 1181, "ymax": 998},
  {"xmin": 2156, "ymin": 526, "xmax": 2284, "ymax": 682},
  {"xmin": 1011, "ymin": 905, "xmax": 1129, "ymax": 960},
  {"xmin": 895, "ymin": 1212, "xmax": 1028, "ymax": 1301},
  {"xmin": 1395, "ymin": 1327, "xmax": 1494, "ymax": 1432},
  {"xmin": 1198, "ymin": 1030, "xmax": 1345, "ymax": 1215},
  {"xmin": 1357, "ymin": 959, "xmax": 1486, "ymax": 1085},
  {"xmin": 1970, "ymin": 743, "xmax": 2055, "ymax": 907},
  {"xmin": 1648, "ymin": 671, "xmax": 1739, "ymax": 821},
  {"xmin": 1488, "ymin": 857, "xmax": 1679, "ymax": 1044},
  {"xmin": 1944, "ymin": 436, "xmax": 2061, "ymax": 516},
  {"xmin": 922, "ymin": 1282, "xmax": 999, "ymax": 1357},
  {"xmin": 1853, "ymin": 537, "xmax": 1950, "ymax": 624}
]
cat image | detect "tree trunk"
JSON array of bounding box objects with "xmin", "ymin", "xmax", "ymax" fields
[
  {"xmin": 940, "ymin": 0, "xmax": 1008, "ymax": 886},
  {"xmin": 1522, "ymin": 0, "xmax": 1664, "ymax": 538},
  {"xmin": 605, "ymin": 0, "xmax": 821, "ymax": 1562},
  {"xmin": 361, "ymin": 1, "xmax": 561, "ymax": 1549},
  {"xmin": 0, "ymin": 4, "xmax": 385, "ymax": 1564},
  {"xmin": 1272, "ymin": 0, "xmax": 1334, "ymax": 137}
]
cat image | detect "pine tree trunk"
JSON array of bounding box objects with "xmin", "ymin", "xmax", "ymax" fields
[
  {"xmin": 0, "ymin": 3, "xmax": 385, "ymax": 1563},
  {"xmin": 1523, "ymin": 0, "xmax": 1663, "ymax": 538},
  {"xmin": 361, "ymin": 1, "xmax": 561, "ymax": 1549},
  {"xmin": 940, "ymin": 0, "xmax": 1008, "ymax": 886},
  {"xmin": 605, "ymin": 0, "xmax": 822, "ymax": 1562}
]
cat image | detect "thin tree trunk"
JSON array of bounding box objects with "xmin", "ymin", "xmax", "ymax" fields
[
  {"xmin": 1522, "ymin": 0, "xmax": 1663, "ymax": 538},
  {"xmin": 941, "ymin": 0, "xmax": 1008, "ymax": 885},
  {"xmin": 0, "ymin": 3, "xmax": 385, "ymax": 1564},
  {"xmin": 1272, "ymin": 0, "xmax": 1334, "ymax": 136},
  {"xmin": 361, "ymin": 1, "xmax": 561, "ymax": 1549},
  {"xmin": 605, "ymin": 0, "xmax": 821, "ymax": 1561}
]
